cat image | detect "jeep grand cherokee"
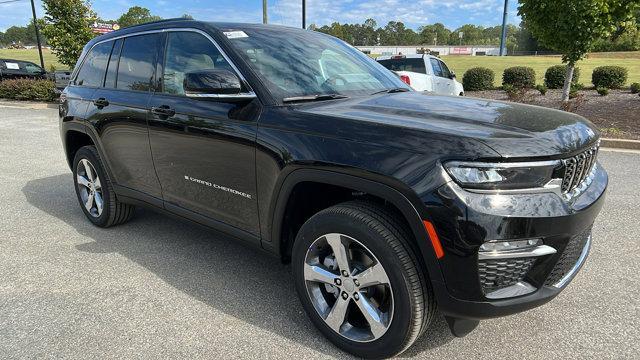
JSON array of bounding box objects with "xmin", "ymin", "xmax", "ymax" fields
[{"xmin": 59, "ymin": 19, "xmax": 607, "ymax": 358}]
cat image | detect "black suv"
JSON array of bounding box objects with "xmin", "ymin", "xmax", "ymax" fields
[{"xmin": 59, "ymin": 19, "xmax": 607, "ymax": 358}]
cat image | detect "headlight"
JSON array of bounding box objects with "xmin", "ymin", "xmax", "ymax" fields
[{"xmin": 445, "ymin": 160, "xmax": 562, "ymax": 191}]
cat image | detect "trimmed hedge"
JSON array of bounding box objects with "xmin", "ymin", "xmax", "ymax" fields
[
  {"xmin": 544, "ymin": 65, "xmax": 581, "ymax": 89},
  {"xmin": 630, "ymin": 82, "xmax": 640, "ymax": 94},
  {"xmin": 592, "ymin": 66, "xmax": 628, "ymax": 89},
  {"xmin": 462, "ymin": 67, "xmax": 495, "ymax": 91},
  {"xmin": 0, "ymin": 78, "xmax": 57, "ymax": 102},
  {"xmin": 502, "ymin": 66, "xmax": 535, "ymax": 89}
]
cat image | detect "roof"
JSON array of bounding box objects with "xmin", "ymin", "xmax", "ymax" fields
[{"xmin": 375, "ymin": 54, "xmax": 437, "ymax": 60}]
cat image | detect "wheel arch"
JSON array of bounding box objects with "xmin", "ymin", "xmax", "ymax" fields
[{"xmin": 268, "ymin": 168, "xmax": 445, "ymax": 285}]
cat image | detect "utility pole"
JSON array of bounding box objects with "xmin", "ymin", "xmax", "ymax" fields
[
  {"xmin": 499, "ymin": 0, "xmax": 509, "ymax": 56},
  {"xmin": 262, "ymin": 0, "xmax": 268, "ymax": 24},
  {"xmin": 302, "ymin": 0, "xmax": 306, "ymax": 29},
  {"xmin": 30, "ymin": 0, "xmax": 45, "ymax": 69}
]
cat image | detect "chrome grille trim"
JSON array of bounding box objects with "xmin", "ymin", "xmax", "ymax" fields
[{"xmin": 561, "ymin": 144, "xmax": 599, "ymax": 194}]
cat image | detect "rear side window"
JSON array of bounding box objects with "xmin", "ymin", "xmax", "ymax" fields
[
  {"xmin": 117, "ymin": 34, "xmax": 160, "ymax": 91},
  {"xmin": 162, "ymin": 31, "xmax": 234, "ymax": 95},
  {"xmin": 104, "ymin": 39, "xmax": 123, "ymax": 89},
  {"xmin": 75, "ymin": 41, "xmax": 113, "ymax": 87},
  {"xmin": 430, "ymin": 58, "xmax": 443, "ymax": 77},
  {"xmin": 377, "ymin": 58, "xmax": 426, "ymax": 74}
]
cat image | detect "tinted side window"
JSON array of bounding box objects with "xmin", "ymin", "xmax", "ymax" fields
[
  {"xmin": 104, "ymin": 39, "xmax": 123, "ymax": 89},
  {"xmin": 439, "ymin": 60, "xmax": 451, "ymax": 78},
  {"xmin": 162, "ymin": 32, "xmax": 234, "ymax": 95},
  {"xmin": 75, "ymin": 41, "xmax": 113, "ymax": 87},
  {"xmin": 430, "ymin": 58, "xmax": 443, "ymax": 77},
  {"xmin": 117, "ymin": 34, "xmax": 159, "ymax": 91},
  {"xmin": 377, "ymin": 58, "xmax": 426, "ymax": 74}
]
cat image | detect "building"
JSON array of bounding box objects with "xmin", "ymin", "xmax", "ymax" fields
[{"xmin": 356, "ymin": 45, "xmax": 500, "ymax": 56}]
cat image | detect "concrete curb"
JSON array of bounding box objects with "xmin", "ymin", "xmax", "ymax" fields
[
  {"xmin": 0, "ymin": 99, "xmax": 58, "ymax": 110},
  {"xmin": 601, "ymin": 138, "xmax": 640, "ymax": 151}
]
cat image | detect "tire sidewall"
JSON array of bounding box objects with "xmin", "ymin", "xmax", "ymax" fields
[
  {"xmin": 292, "ymin": 210, "xmax": 416, "ymax": 358},
  {"xmin": 72, "ymin": 146, "xmax": 112, "ymax": 227}
]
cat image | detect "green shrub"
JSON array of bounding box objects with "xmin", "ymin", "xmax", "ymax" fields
[
  {"xmin": 0, "ymin": 79, "xmax": 57, "ymax": 102},
  {"xmin": 544, "ymin": 65, "xmax": 581, "ymax": 89},
  {"xmin": 592, "ymin": 66, "xmax": 628, "ymax": 89},
  {"xmin": 631, "ymin": 82, "xmax": 640, "ymax": 94},
  {"xmin": 596, "ymin": 87, "xmax": 609, "ymax": 96},
  {"xmin": 462, "ymin": 67, "xmax": 495, "ymax": 91},
  {"xmin": 535, "ymin": 84, "xmax": 548, "ymax": 96},
  {"xmin": 571, "ymin": 83, "xmax": 585, "ymax": 91},
  {"xmin": 502, "ymin": 66, "xmax": 536, "ymax": 89}
]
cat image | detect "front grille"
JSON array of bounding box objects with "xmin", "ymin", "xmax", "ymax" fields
[
  {"xmin": 544, "ymin": 228, "xmax": 592, "ymax": 286},
  {"xmin": 478, "ymin": 257, "xmax": 536, "ymax": 294},
  {"xmin": 561, "ymin": 144, "xmax": 599, "ymax": 194}
]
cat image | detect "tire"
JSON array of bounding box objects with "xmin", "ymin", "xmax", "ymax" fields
[
  {"xmin": 72, "ymin": 145, "xmax": 135, "ymax": 227},
  {"xmin": 292, "ymin": 200, "xmax": 435, "ymax": 358}
]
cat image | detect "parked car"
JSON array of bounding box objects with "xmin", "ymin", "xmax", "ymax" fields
[
  {"xmin": 49, "ymin": 70, "xmax": 72, "ymax": 92},
  {"xmin": 0, "ymin": 59, "xmax": 47, "ymax": 80},
  {"xmin": 376, "ymin": 54, "xmax": 464, "ymax": 96},
  {"xmin": 59, "ymin": 19, "xmax": 607, "ymax": 359}
]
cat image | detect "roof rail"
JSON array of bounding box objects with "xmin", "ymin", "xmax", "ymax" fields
[{"xmin": 118, "ymin": 17, "xmax": 193, "ymax": 30}]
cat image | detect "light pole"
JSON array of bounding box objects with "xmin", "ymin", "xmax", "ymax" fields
[
  {"xmin": 263, "ymin": 0, "xmax": 268, "ymax": 24},
  {"xmin": 302, "ymin": 0, "xmax": 306, "ymax": 29},
  {"xmin": 30, "ymin": 0, "xmax": 45, "ymax": 69},
  {"xmin": 499, "ymin": 0, "xmax": 509, "ymax": 56}
]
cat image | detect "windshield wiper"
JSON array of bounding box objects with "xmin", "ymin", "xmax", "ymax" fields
[
  {"xmin": 282, "ymin": 94, "xmax": 349, "ymax": 103},
  {"xmin": 371, "ymin": 88, "xmax": 411, "ymax": 95}
]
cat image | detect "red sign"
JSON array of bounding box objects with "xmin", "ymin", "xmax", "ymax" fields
[
  {"xmin": 90, "ymin": 22, "xmax": 120, "ymax": 34},
  {"xmin": 452, "ymin": 47, "xmax": 472, "ymax": 55}
]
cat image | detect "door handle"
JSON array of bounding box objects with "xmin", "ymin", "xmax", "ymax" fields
[
  {"xmin": 93, "ymin": 97, "xmax": 109, "ymax": 108},
  {"xmin": 151, "ymin": 105, "xmax": 175, "ymax": 117}
]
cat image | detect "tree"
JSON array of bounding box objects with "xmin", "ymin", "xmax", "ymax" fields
[
  {"xmin": 519, "ymin": 0, "xmax": 640, "ymax": 102},
  {"xmin": 418, "ymin": 23, "xmax": 451, "ymax": 45},
  {"xmin": 42, "ymin": 0, "xmax": 96, "ymax": 69},
  {"xmin": 117, "ymin": 6, "xmax": 162, "ymax": 28}
]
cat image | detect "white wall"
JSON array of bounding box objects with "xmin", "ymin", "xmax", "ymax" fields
[{"xmin": 357, "ymin": 45, "xmax": 500, "ymax": 56}]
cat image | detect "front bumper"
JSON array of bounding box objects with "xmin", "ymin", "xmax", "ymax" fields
[{"xmin": 424, "ymin": 163, "xmax": 607, "ymax": 320}]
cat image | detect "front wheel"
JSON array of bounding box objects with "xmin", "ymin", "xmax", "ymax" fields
[{"xmin": 292, "ymin": 201, "xmax": 435, "ymax": 358}]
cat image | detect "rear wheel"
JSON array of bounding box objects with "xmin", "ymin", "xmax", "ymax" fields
[
  {"xmin": 292, "ymin": 201, "xmax": 435, "ymax": 358},
  {"xmin": 73, "ymin": 146, "xmax": 135, "ymax": 227}
]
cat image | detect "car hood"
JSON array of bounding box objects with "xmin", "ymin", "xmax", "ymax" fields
[{"xmin": 297, "ymin": 91, "xmax": 599, "ymax": 158}]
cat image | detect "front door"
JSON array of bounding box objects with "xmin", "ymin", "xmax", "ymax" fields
[{"xmin": 147, "ymin": 30, "xmax": 260, "ymax": 236}]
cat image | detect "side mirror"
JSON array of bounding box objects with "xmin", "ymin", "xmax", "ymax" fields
[
  {"xmin": 184, "ymin": 69, "xmax": 255, "ymax": 101},
  {"xmin": 449, "ymin": 72, "xmax": 456, "ymax": 79}
]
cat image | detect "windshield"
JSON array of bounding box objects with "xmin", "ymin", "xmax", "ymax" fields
[{"xmin": 223, "ymin": 27, "xmax": 410, "ymax": 101}]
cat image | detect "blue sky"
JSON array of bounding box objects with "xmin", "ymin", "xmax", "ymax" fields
[{"xmin": 1, "ymin": 0, "xmax": 521, "ymax": 32}]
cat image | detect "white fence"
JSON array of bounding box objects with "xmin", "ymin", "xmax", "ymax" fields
[{"xmin": 356, "ymin": 45, "xmax": 500, "ymax": 56}]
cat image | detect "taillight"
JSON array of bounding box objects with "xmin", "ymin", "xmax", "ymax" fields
[{"xmin": 400, "ymin": 75, "xmax": 411, "ymax": 86}]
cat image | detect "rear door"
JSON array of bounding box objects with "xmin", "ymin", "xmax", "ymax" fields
[
  {"xmin": 85, "ymin": 33, "xmax": 163, "ymax": 199},
  {"xmin": 147, "ymin": 30, "xmax": 260, "ymax": 236},
  {"xmin": 428, "ymin": 58, "xmax": 446, "ymax": 94}
]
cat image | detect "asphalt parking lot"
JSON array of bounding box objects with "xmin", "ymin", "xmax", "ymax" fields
[{"xmin": 1, "ymin": 103, "xmax": 638, "ymax": 359}]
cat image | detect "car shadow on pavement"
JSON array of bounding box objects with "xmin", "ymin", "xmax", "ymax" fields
[{"xmin": 22, "ymin": 174, "xmax": 455, "ymax": 358}]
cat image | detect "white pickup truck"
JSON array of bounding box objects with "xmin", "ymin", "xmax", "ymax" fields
[{"xmin": 376, "ymin": 54, "xmax": 464, "ymax": 96}]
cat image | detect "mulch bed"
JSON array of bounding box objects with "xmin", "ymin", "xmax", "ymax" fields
[{"xmin": 466, "ymin": 89, "xmax": 640, "ymax": 140}]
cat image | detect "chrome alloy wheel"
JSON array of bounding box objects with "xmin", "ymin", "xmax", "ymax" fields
[
  {"xmin": 303, "ymin": 233, "xmax": 393, "ymax": 342},
  {"xmin": 76, "ymin": 159, "xmax": 104, "ymax": 218}
]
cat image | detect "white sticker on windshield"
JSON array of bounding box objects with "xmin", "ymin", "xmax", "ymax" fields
[
  {"xmin": 5, "ymin": 62, "xmax": 20, "ymax": 70},
  {"xmin": 223, "ymin": 31, "xmax": 248, "ymax": 39}
]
